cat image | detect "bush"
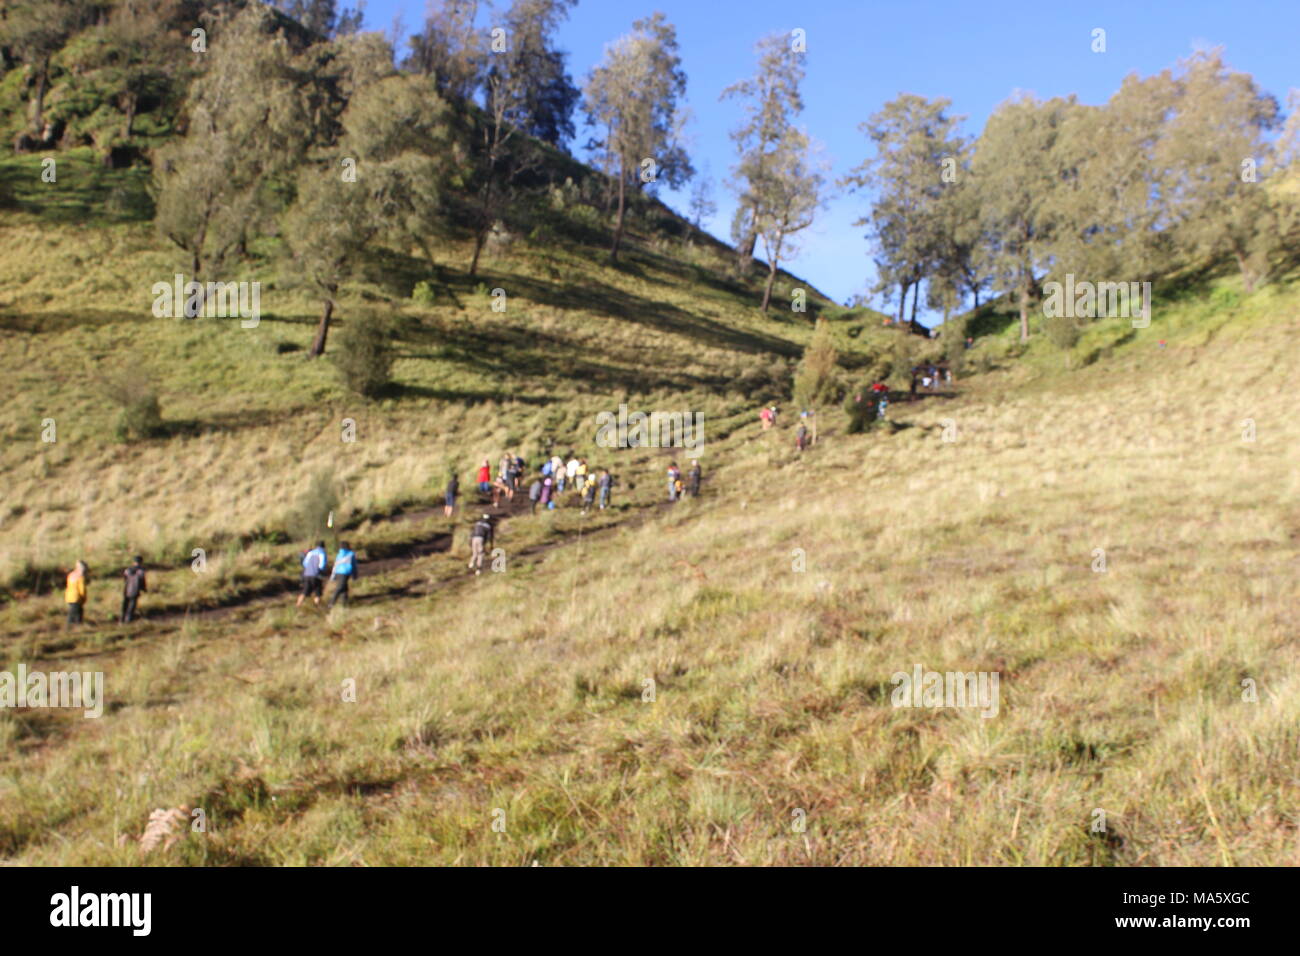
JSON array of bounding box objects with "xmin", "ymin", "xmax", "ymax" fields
[
  {"xmin": 411, "ymin": 281, "xmax": 437, "ymax": 306},
  {"xmin": 844, "ymin": 389, "xmax": 879, "ymax": 434},
  {"xmin": 287, "ymin": 469, "xmax": 340, "ymax": 542},
  {"xmin": 98, "ymin": 367, "xmax": 164, "ymax": 441},
  {"xmin": 331, "ymin": 314, "xmax": 394, "ymax": 398},
  {"xmin": 1044, "ymin": 313, "xmax": 1082, "ymax": 360}
]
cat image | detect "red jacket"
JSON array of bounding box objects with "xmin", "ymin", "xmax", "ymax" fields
[{"xmin": 476, "ymin": 465, "xmax": 491, "ymax": 483}]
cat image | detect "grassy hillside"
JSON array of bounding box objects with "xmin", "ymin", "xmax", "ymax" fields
[{"xmin": 3, "ymin": 139, "xmax": 1298, "ymax": 864}]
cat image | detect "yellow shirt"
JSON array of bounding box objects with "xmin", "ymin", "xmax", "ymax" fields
[{"xmin": 65, "ymin": 574, "xmax": 86, "ymax": 605}]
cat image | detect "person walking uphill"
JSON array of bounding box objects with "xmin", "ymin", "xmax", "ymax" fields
[
  {"xmin": 529, "ymin": 476, "xmax": 543, "ymax": 514},
  {"xmin": 597, "ymin": 469, "xmax": 612, "ymax": 510},
  {"xmin": 468, "ymin": 513, "xmax": 494, "ymax": 575},
  {"xmin": 687, "ymin": 461, "xmax": 701, "ymax": 497},
  {"xmin": 667, "ymin": 462, "xmax": 682, "ymax": 502},
  {"xmin": 121, "ymin": 556, "xmax": 146, "ymax": 623},
  {"xmin": 65, "ymin": 560, "xmax": 87, "ymax": 629},
  {"xmin": 297, "ymin": 541, "xmax": 328, "ymax": 607},
  {"xmin": 328, "ymin": 542, "xmax": 358, "ymax": 608},
  {"xmin": 444, "ymin": 471, "xmax": 459, "ymax": 518}
]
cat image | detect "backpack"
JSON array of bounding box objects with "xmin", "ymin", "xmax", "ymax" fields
[{"xmin": 472, "ymin": 520, "xmax": 491, "ymax": 539}]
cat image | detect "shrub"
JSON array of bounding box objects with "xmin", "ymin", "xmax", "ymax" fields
[
  {"xmin": 287, "ymin": 468, "xmax": 340, "ymax": 542},
  {"xmin": 98, "ymin": 367, "xmax": 164, "ymax": 441},
  {"xmin": 844, "ymin": 389, "xmax": 879, "ymax": 434},
  {"xmin": 331, "ymin": 314, "xmax": 394, "ymax": 398},
  {"xmin": 411, "ymin": 281, "xmax": 437, "ymax": 306}
]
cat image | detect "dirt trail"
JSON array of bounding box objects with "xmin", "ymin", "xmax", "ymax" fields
[{"xmin": 4, "ymin": 477, "xmax": 679, "ymax": 656}]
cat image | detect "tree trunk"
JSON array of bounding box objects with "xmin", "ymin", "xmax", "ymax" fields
[
  {"xmin": 470, "ymin": 227, "xmax": 487, "ymax": 278},
  {"xmin": 761, "ymin": 259, "xmax": 777, "ymax": 312},
  {"xmin": 1018, "ymin": 281, "xmax": 1030, "ymax": 343},
  {"xmin": 609, "ymin": 166, "xmax": 626, "ymax": 263},
  {"xmin": 897, "ymin": 281, "xmax": 908, "ymax": 324},
  {"xmin": 1233, "ymin": 249, "xmax": 1257, "ymax": 294},
  {"xmin": 125, "ymin": 93, "xmax": 137, "ymax": 138},
  {"xmin": 910, "ymin": 278, "xmax": 921, "ymax": 328},
  {"xmin": 31, "ymin": 62, "xmax": 49, "ymax": 136},
  {"xmin": 309, "ymin": 297, "xmax": 334, "ymax": 357}
]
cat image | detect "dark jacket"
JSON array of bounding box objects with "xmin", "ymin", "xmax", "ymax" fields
[{"xmin": 123, "ymin": 565, "xmax": 147, "ymax": 598}]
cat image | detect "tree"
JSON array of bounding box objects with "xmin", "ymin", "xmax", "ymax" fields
[
  {"xmin": 970, "ymin": 94, "xmax": 1075, "ymax": 341},
  {"xmin": 841, "ymin": 94, "xmax": 967, "ymax": 330},
  {"xmin": 752, "ymin": 126, "xmax": 825, "ymax": 312},
  {"xmin": 1156, "ymin": 50, "xmax": 1282, "ymax": 292},
  {"xmin": 272, "ymin": 0, "xmax": 364, "ymax": 39},
  {"xmin": 793, "ymin": 318, "xmax": 839, "ymax": 440},
  {"xmin": 404, "ymin": 0, "xmax": 485, "ymax": 103},
  {"xmin": 4, "ymin": 0, "xmax": 93, "ymax": 139},
  {"xmin": 722, "ymin": 32, "xmax": 806, "ymax": 272},
  {"xmin": 286, "ymin": 72, "xmax": 454, "ymax": 356},
  {"xmin": 467, "ymin": 0, "xmax": 578, "ymax": 275},
  {"xmin": 582, "ymin": 12, "xmax": 692, "ymax": 263},
  {"xmin": 488, "ymin": 0, "xmax": 579, "ymax": 147},
  {"xmin": 687, "ymin": 164, "xmax": 716, "ymax": 239},
  {"xmin": 1046, "ymin": 71, "xmax": 1179, "ymax": 284}
]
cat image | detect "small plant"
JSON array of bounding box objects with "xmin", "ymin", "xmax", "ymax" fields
[
  {"xmin": 411, "ymin": 281, "xmax": 437, "ymax": 306},
  {"xmin": 287, "ymin": 468, "xmax": 340, "ymax": 542}
]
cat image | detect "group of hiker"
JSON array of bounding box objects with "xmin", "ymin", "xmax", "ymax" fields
[
  {"xmin": 55, "ymin": 412, "xmax": 805, "ymax": 627},
  {"xmin": 59, "ymin": 555, "xmax": 148, "ymax": 630},
  {"xmin": 295, "ymin": 541, "xmax": 359, "ymax": 609}
]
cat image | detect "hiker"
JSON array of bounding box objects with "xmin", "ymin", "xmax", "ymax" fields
[
  {"xmin": 529, "ymin": 477, "xmax": 543, "ymax": 514},
  {"xmin": 65, "ymin": 560, "xmax": 88, "ymax": 629},
  {"xmin": 667, "ymin": 462, "xmax": 681, "ymax": 502},
  {"xmin": 795, "ymin": 422, "xmax": 808, "ymax": 452},
  {"xmin": 581, "ymin": 475, "xmax": 596, "ymax": 512},
  {"xmin": 297, "ymin": 540, "xmax": 328, "ymax": 607},
  {"xmin": 328, "ymin": 542, "xmax": 358, "ymax": 609},
  {"xmin": 512, "ymin": 454, "xmax": 525, "ymax": 490},
  {"xmin": 575, "ymin": 457, "xmax": 589, "ymax": 493},
  {"xmin": 499, "ymin": 453, "xmax": 513, "ymax": 489},
  {"xmin": 121, "ymin": 555, "xmax": 146, "ymax": 623},
  {"xmin": 597, "ymin": 469, "xmax": 613, "ymax": 510},
  {"xmin": 551, "ymin": 454, "xmax": 566, "ymax": 493},
  {"xmin": 687, "ymin": 461, "xmax": 701, "ymax": 497},
  {"xmin": 444, "ymin": 471, "xmax": 459, "ymax": 518},
  {"xmin": 877, "ymin": 392, "xmax": 889, "ymax": 419},
  {"xmin": 491, "ymin": 473, "xmax": 513, "ymax": 507},
  {"xmin": 468, "ymin": 513, "xmax": 494, "ymax": 575},
  {"xmin": 476, "ymin": 458, "xmax": 492, "ymax": 495},
  {"xmin": 540, "ymin": 476, "xmax": 555, "ymax": 510},
  {"xmin": 768, "ymin": 405, "xmax": 779, "ymax": 428},
  {"xmin": 760, "ymin": 406, "xmax": 772, "ymax": 430},
  {"xmin": 566, "ymin": 455, "xmax": 580, "ymax": 491}
]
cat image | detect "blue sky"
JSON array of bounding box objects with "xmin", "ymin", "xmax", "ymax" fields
[{"xmin": 357, "ymin": 0, "xmax": 1299, "ymax": 323}]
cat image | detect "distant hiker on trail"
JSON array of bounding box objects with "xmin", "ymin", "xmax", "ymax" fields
[
  {"xmin": 760, "ymin": 406, "xmax": 773, "ymax": 430},
  {"xmin": 444, "ymin": 472, "xmax": 459, "ymax": 518},
  {"xmin": 768, "ymin": 405, "xmax": 779, "ymax": 428},
  {"xmin": 877, "ymin": 392, "xmax": 889, "ymax": 419},
  {"xmin": 795, "ymin": 422, "xmax": 808, "ymax": 452},
  {"xmin": 121, "ymin": 556, "xmax": 146, "ymax": 623},
  {"xmin": 65, "ymin": 560, "xmax": 87, "ymax": 629},
  {"xmin": 529, "ymin": 477, "xmax": 543, "ymax": 514},
  {"xmin": 476, "ymin": 459, "xmax": 492, "ymax": 495},
  {"xmin": 329, "ymin": 543, "xmax": 358, "ymax": 609},
  {"xmin": 297, "ymin": 541, "xmax": 328, "ymax": 608},
  {"xmin": 597, "ymin": 469, "xmax": 613, "ymax": 510},
  {"xmin": 566, "ymin": 455, "xmax": 580, "ymax": 491},
  {"xmin": 667, "ymin": 462, "xmax": 682, "ymax": 502},
  {"xmin": 499, "ymin": 454, "xmax": 513, "ymax": 488},
  {"xmin": 581, "ymin": 475, "xmax": 596, "ymax": 512},
  {"xmin": 540, "ymin": 476, "xmax": 555, "ymax": 510},
  {"xmin": 575, "ymin": 457, "xmax": 589, "ymax": 492},
  {"xmin": 512, "ymin": 455, "xmax": 525, "ymax": 489},
  {"xmin": 491, "ymin": 472, "xmax": 514, "ymax": 507},
  {"xmin": 468, "ymin": 514, "xmax": 494, "ymax": 575},
  {"xmin": 551, "ymin": 454, "xmax": 566, "ymax": 492},
  {"xmin": 687, "ymin": 461, "xmax": 701, "ymax": 497}
]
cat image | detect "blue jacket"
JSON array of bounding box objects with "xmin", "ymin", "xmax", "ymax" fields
[
  {"xmin": 302, "ymin": 547, "xmax": 327, "ymax": 577},
  {"xmin": 332, "ymin": 548, "xmax": 355, "ymax": 577}
]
